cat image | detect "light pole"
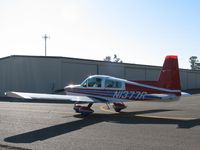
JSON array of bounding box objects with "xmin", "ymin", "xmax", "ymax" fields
[{"xmin": 42, "ymin": 34, "xmax": 50, "ymax": 56}]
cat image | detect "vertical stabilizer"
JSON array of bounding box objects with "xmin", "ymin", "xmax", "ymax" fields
[{"xmin": 158, "ymin": 55, "xmax": 181, "ymax": 94}]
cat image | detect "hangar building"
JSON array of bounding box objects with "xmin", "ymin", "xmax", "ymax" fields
[{"xmin": 0, "ymin": 55, "xmax": 200, "ymax": 96}]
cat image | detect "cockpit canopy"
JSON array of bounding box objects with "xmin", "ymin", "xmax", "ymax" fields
[{"xmin": 81, "ymin": 75, "xmax": 125, "ymax": 90}]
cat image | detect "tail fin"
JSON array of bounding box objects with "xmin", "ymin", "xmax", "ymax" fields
[{"xmin": 158, "ymin": 55, "xmax": 181, "ymax": 94}]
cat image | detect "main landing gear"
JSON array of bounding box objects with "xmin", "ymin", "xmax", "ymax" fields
[
  {"xmin": 113, "ymin": 102, "xmax": 127, "ymax": 112},
  {"xmin": 73, "ymin": 103, "xmax": 94, "ymax": 116}
]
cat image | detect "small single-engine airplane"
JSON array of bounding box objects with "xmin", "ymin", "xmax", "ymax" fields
[{"xmin": 5, "ymin": 55, "xmax": 189, "ymax": 116}]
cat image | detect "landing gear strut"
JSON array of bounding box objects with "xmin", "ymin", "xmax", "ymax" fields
[{"xmin": 113, "ymin": 102, "xmax": 127, "ymax": 112}]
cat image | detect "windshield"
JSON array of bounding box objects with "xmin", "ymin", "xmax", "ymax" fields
[{"xmin": 81, "ymin": 77, "xmax": 102, "ymax": 88}]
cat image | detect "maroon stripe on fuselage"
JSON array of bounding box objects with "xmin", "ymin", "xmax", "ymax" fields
[{"xmin": 125, "ymin": 83, "xmax": 180, "ymax": 95}]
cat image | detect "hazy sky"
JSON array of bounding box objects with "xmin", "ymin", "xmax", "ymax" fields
[{"xmin": 0, "ymin": 0, "xmax": 200, "ymax": 69}]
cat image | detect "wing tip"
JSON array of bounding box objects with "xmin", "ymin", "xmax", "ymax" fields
[{"xmin": 5, "ymin": 91, "xmax": 32, "ymax": 99}]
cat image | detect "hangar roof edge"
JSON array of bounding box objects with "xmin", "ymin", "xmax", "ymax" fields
[{"xmin": 0, "ymin": 55, "xmax": 189, "ymax": 71}]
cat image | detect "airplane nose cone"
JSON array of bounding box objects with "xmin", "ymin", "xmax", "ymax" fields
[
  {"xmin": 64, "ymin": 85, "xmax": 73, "ymax": 91},
  {"xmin": 64, "ymin": 86, "xmax": 74, "ymax": 95},
  {"xmin": 64, "ymin": 84, "xmax": 80, "ymax": 94}
]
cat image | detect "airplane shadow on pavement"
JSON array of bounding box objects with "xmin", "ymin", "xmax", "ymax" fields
[{"xmin": 4, "ymin": 109, "xmax": 200, "ymax": 143}]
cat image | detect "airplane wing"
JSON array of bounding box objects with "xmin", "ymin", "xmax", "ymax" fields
[
  {"xmin": 5, "ymin": 91, "xmax": 189, "ymax": 104},
  {"xmin": 5, "ymin": 91, "xmax": 108, "ymax": 103}
]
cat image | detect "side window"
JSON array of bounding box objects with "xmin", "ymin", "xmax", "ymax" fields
[
  {"xmin": 105, "ymin": 79, "xmax": 122, "ymax": 89},
  {"xmin": 88, "ymin": 78, "xmax": 102, "ymax": 88},
  {"xmin": 105, "ymin": 80, "xmax": 114, "ymax": 88},
  {"xmin": 115, "ymin": 81, "xmax": 122, "ymax": 88}
]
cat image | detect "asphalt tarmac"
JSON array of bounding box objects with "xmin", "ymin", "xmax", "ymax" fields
[{"xmin": 0, "ymin": 95, "xmax": 200, "ymax": 150}]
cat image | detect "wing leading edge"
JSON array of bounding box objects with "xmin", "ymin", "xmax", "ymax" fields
[{"xmin": 5, "ymin": 91, "xmax": 96, "ymax": 103}]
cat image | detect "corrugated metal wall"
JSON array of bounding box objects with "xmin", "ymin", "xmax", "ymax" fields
[{"xmin": 0, "ymin": 55, "xmax": 200, "ymax": 96}]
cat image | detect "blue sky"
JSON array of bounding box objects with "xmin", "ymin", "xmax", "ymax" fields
[{"xmin": 0, "ymin": 0, "xmax": 200, "ymax": 68}]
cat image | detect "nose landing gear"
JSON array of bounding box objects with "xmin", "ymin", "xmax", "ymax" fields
[{"xmin": 73, "ymin": 103, "xmax": 94, "ymax": 116}]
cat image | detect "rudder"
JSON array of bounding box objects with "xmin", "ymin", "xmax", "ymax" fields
[{"xmin": 158, "ymin": 55, "xmax": 181, "ymax": 94}]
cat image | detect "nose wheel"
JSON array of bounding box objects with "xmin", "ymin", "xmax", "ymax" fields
[
  {"xmin": 113, "ymin": 103, "xmax": 127, "ymax": 112},
  {"xmin": 73, "ymin": 103, "xmax": 94, "ymax": 116}
]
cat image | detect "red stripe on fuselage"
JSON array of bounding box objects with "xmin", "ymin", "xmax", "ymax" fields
[{"xmin": 125, "ymin": 83, "xmax": 180, "ymax": 95}]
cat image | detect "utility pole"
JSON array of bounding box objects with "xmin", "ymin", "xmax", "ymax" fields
[{"xmin": 42, "ymin": 34, "xmax": 50, "ymax": 56}]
